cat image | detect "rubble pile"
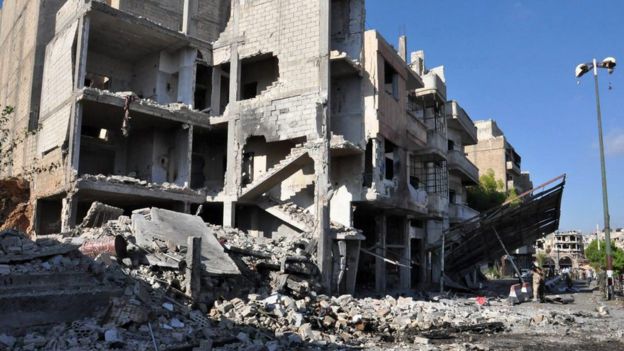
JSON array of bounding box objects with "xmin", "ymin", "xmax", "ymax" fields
[
  {"xmin": 0, "ymin": 204, "xmax": 599, "ymax": 350},
  {"xmin": 78, "ymin": 174, "xmax": 203, "ymax": 196}
]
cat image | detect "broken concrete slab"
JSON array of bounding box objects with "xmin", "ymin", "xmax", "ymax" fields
[
  {"xmin": 132, "ymin": 208, "xmax": 239, "ymax": 275},
  {"xmin": 80, "ymin": 202, "xmax": 124, "ymax": 228}
]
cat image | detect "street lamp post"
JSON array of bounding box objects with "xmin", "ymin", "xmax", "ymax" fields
[{"xmin": 576, "ymin": 57, "xmax": 616, "ymax": 300}]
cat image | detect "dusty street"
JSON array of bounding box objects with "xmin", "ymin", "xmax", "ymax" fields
[{"xmin": 367, "ymin": 280, "xmax": 624, "ymax": 351}]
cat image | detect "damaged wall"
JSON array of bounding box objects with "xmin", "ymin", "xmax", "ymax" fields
[
  {"xmin": 0, "ymin": 0, "xmax": 67, "ymax": 176},
  {"xmin": 331, "ymin": 0, "xmax": 365, "ymax": 60},
  {"xmin": 37, "ymin": 20, "xmax": 77, "ymax": 155},
  {"xmin": 214, "ymin": 0, "xmax": 325, "ymax": 143}
]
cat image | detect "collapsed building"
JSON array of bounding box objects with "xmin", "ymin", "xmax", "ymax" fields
[{"xmin": 0, "ymin": 0, "xmax": 562, "ymax": 296}]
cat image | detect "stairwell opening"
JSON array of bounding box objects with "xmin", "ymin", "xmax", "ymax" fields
[{"xmin": 239, "ymin": 53, "xmax": 279, "ymax": 100}]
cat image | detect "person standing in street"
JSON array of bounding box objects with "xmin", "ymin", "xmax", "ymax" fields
[{"xmin": 532, "ymin": 261, "xmax": 545, "ymax": 302}]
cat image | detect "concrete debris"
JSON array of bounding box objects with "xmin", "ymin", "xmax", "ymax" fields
[
  {"xmin": 132, "ymin": 207, "xmax": 239, "ymax": 275},
  {"xmin": 80, "ymin": 202, "xmax": 124, "ymax": 228},
  {"xmin": 78, "ymin": 174, "xmax": 200, "ymax": 194},
  {"xmin": 0, "ymin": 206, "xmax": 601, "ymax": 350}
]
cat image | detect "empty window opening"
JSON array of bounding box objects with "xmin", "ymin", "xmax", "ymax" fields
[
  {"xmin": 384, "ymin": 61, "xmax": 399, "ymax": 100},
  {"xmin": 449, "ymin": 190, "xmax": 456, "ymax": 204},
  {"xmin": 194, "ymin": 64, "xmax": 212, "ymax": 112},
  {"xmin": 192, "ymin": 127, "xmax": 227, "ymax": 192},
  {"xmin": 220, "ymin": 75, "xmax": 230, "ymax": 114},
  {"xmin": 242, "ymin": 82, "xmax": 258, "ymax": 100},
  {"xmin": 447, "ymin": 139, "xmax": 455, "ymax": 151},
  {"xmin": 240, "ymin": 54, "xmax": 279, "ymax": 100},
  {"xmin": 364, "ymin": 139, "xmax": 373, "ymax": 187},
  {"xmin": 84, "ymin": 73, "xmax": 111, "ymax": 90},
  {"xmin": 409, "ymin": 154, "xmax": 421, "ymax": 189},
  {"xmin": 36, "ymin": 198, "xmax": 63, "ymax": 235},
  {"xmin": 384, "ymin": 139, "xmax": 396, "ymax": 180}
]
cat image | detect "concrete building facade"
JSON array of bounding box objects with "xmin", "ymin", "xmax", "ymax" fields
[
  {"xmin": 536, "ymin": 231, "xmax": 586, "ymax": 271},
  {"xmin": 466, "ymin": 119, "xmax": 532, "ymax": 194},
  {"xmin": 0, "ymin": 0, "xmax": 481, "ymax": 294}
]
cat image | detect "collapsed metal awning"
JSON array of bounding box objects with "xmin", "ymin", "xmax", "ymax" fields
[{"xmin": 442, "ymin": 175, "xmax": 566, "ymax": 276}]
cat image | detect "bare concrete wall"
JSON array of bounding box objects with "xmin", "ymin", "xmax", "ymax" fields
[
  {"xmin": 331, "ymin": 0, "xmax": 364, "ymax": 60},
  {"xmin": 214, "ymin": 0, "xmax": 325, "ymax": 142},
  {"xmin": 0, "ymin": 0, "xmax": 67, "ymax": 176},
  {"xmin": 331, "ymin": 75, "xmax": 363, "ymax": 145},
  {"xmin": 111, "ymin": 0, "xmax": 184, "ymax": 32}
]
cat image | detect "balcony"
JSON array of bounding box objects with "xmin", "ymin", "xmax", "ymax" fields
[
  {"xmin": 447, "ymin": 149, "xmax": 479, "ymax": 185},
  {"xmin": 415, "ymin": 73, "xmax": 446, "ymax": 100},
  {"xmin": 427, "ymin": 193, "xmax": 448, "ymax": 218},
  {"xmin": 406, "ymin": 111, "xmax": 427, "ymax": 147},
  {"xmin": 446, "ymin": 101, "xmax": 477, "ymax": 145},
  {"xmin": 449, "ymin": 203, "xmax": 479, "ymax": 223},
  {"xmin": 506, "ymin": 160, "xmax": 521, "ymax": 175},
  {"xmin": 414, "ymin": 130, "xmax": 446, "ymax": 160}
]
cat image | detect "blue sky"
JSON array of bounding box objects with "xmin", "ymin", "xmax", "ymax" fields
[{"xmin": 366, "ymin": 0, "xmax": 624, "ymax": 233}]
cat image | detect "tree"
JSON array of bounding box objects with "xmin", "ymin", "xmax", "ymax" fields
[
  {"xmin": 0, "ymin": 106, "xmax": 15, "ymax": 172},
  {"xmin": 585, "ymin": 239, "xmax": 624, "ymax": 274},
  {"xmin": 466, "ymin": 169, "xmax": 508, "ymax": 212}
]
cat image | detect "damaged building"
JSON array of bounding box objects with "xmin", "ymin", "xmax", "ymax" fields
[{"xmin": 1, "ymin": 0, "xmax": 497, "ymax": 295}]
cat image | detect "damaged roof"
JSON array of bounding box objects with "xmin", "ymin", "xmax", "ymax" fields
[{"xmin": 442, "ymin": 175, "xmax": 566, "ymax": 275}]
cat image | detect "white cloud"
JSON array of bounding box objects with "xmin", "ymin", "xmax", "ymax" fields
[{"xmin": 605, "ymin": 129, "xmax": 624, "ymax": 156}]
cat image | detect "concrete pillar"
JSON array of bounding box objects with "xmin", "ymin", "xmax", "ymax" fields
[
  {"xmin": 61, "ymin": 195, "xmax": 78, "ymax": 232},
  {"xmin": 345, "ymin": 239, "xmax": 361, "ymax": 295},
  {"xmin": 67, "ymin": 16, "xmax": 89, "ymax": 185},
  {"xmin": 400, "ymin": 217, "xmax": 411, "ymax": 290},
  {"xmin": 210, "ymin": 67, "xmax": 222, "ymax": 116},
  {"xmin": 185, "ymin": 236, "xmax": 202, "ymax": 299},
  {"xmin": 419, "ymin": 237, "xmax": 427, "ymax": 287},
  {"xmin": 223, "ymin": 0, "xmax": 242, "ymax": 197},
  {"xmin": 398, "ymin": 35, "xmax": 407, "ymax": 62},
  {"xmin": 186, "ymin": 125, "xmax": 193, "ymax": 188},
  {"xmin": 182, "ymin": 0, "xmax": 198, "ymax": 35},
  {"xmin": 177, "ymin": 48, "xmax": 197, "ymax": 107},
  {"xmin": 223, "ymin": 200, "xmax": 236, "ymax": 227},
  {"xmin": 375, "ymin": 214, "xmax": 386, "ymax": 293},
  {"xmin": 316, "ymin": 0, "xmax": 333, "ymax": 294}
]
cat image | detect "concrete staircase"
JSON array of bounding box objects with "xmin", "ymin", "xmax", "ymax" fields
[
  {"xmin": 239, "ymin": 147, "xmax": 312, "ymax": 201},
  {"xmin": 257, "ymin": 196, "xmax": 316, "ymax": 232}
]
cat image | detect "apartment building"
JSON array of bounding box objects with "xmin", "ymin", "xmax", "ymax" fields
[
  {"xmin": 466, "ymin": 119, "xmax": 532, "ymax": 193},
  {"xmin": 536, "ymin": 231, "xmax": 585, "ymax": 271},
  {"xmin": 0, "ymin": 0, "xmax": 480, "ymax": 294}
]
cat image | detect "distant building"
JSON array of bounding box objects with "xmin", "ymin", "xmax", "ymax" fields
[
  {"xmin": 535, "ymin": 231, "xmax": 586, "ymax": 271},
  {"xmin": 586, "ymin": 228, "xmax": 624, "ymax": 251},
  {"xmin": 465, "ymin": 120, "xmax": 533, "ymax": 193}
]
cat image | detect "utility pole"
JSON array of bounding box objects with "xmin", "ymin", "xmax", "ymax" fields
[
  {"xmin": 576, "ymin": 57, "xmax": 616, "ymax": 300},
  {"xmin": 592, "ymin": 58, "xmax": 614, "ymax": 300}
]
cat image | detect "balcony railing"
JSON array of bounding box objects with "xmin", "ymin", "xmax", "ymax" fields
[
  {"xmin": 406, "ymin": 112, "xmax": 427, "ymax": 146},
  {"xmin": 446, "ymin": 101, "xmax": 477, "ymax": 144},
  {"xmin": 506, "ymin": 160, "xmax": 521, "ymax": 174},
  {"xmin": 417, "ymin": 73, "xmax": 447, "ymax": 99},
  {"xmin": 428, "ymin": 193, "xmax": 448, "ymax": 217},
  {"xmin": 447, "ymin": 149, "xmax": 479, "ymax": 184},
  {"xmin": 449, "ymin": 203, "xmax": 479, "ymax": 222}
]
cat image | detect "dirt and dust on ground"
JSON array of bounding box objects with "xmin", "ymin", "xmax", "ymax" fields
[
  {"xmin": 1, "ymin": 203, "xmax": 624, "ymax": 350},
  {"xmin": 0, "ymin": 177, "xmax": 32, "ymax": 235}
]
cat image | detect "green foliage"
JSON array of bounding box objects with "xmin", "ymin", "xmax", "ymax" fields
[
  {"xmin": 585, "ymin": 239, "xmax": 624, "ymax": 274},
  {"xmin": 484, "ymin": 266, "xmax": 501, "ymax": 279},
  {"xmin": 0, "ymin": 106, "xmax": 16, "ymax": 170},
  {"xmin": 466, "ymin": 169, "xmax": 508, "ymax": 212},
  {"xmin": 535, "ymin": 252, "xmax": 548, "ymax": 268}
]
